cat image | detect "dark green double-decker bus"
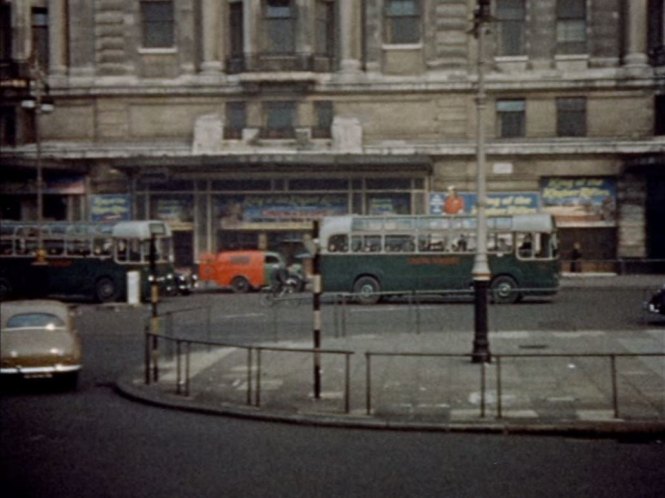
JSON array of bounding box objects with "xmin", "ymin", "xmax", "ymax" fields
[
  {"xmin": 0, "ymin": 220, "xmax": 175, "ymax": 303},
  {"xmin": 320, "ymin": 214, "xmax": 560, "ymax": 304}
]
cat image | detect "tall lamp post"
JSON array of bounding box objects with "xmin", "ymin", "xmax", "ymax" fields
[
  {"xmin": 21, "ymin": 60, "xmax": 53, "ymax": 260},
  {"xmin": 471, "ymin": 0, "xmax": 492, "ymax": 364}
]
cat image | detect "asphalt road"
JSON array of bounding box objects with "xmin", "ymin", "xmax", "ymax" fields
[{"xmin": 1, "ymin": 284, "xmax": 665, "ymax": 497}]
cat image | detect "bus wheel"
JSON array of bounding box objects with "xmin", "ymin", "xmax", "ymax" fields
[
  {"xmin": 353, "ymin": 276, "xmax": 381, "ymax": 305},
  {"xmin": 95, "ymin": 277, "xmax": 118, "ymax": 303},
  {"xmin": 490, "ymin": 276, "xmax": 520, "ymax": 304},
  {"xmin": 0, "ymin": 278, "xmax": 12, "ymax": 300},
  {"xmin": 231, "ymin": 276, "xmax": 250, "ymax": 293}
]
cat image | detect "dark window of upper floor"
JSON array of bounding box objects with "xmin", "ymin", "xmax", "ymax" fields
[
  {"xmin": 263, "ymin": 0, "xmax": 296, "ymax": 55},
  {"xmin": 557, "ymin": 97, "xmax": 587, "ymax": 137},
  {"xmin": 0, "ymin": 106, "xmax": 17, "ymax": 146},
  {"xmin": 227, "ymin": 1, "xmax": 245, "ymax": 73},
  {"xmin": 655, "ymin": 95, "xmax": 665, "ymax": 135},
  {"xmin": 141, "ymin": 0, "xmax": 174, "ymax": 48},
  {"xmin": 225, "ymin": 102, "xmax": 246, "ymax": 139},
  {"xmin": 384, "ymin": 0, "xmax": 421, "ymax": 44},
  {"xmin": 556, "ymin": 0, "xmax": 587, "ymax": 55},
  {"xmin": 229, "ymin": 1, "xmax": 244, "ymax": 57},
  {"xmin": 312, "ymin": 101, "xmax": 333, "ymax": 139},
  {"xmin": 1, "ymin": 4, "xmax": 12, "ymax": 62},
  {"xmin": 31, "ymin": 7, "xmax": 49, "ymax": 71},
  {"xmin": 263, "ymin": 101, "xmax": 296, "ymax": 138},
  {"xmin": 648, "ymin": 0, "xmax": 665, "ymax": 66},
  {"xmin": 315, "ymin": 0, "xmax": 335, "ymax": 58},
  {"xmin": 496, "ymin": 0, "xmax": 526, "ymax": 56},
  {"xmin": 497, "ymin": 99, "xmax": 526, "ymax": 138}
]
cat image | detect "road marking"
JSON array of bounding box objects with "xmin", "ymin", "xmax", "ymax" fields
[{"xmin": 159, "ymin": 347, "xmax": 238, "ymax": 381}]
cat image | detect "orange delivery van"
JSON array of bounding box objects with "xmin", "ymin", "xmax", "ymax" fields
[{"xmin": 198, "ymin": 250, "xmax": 286, "ymax": 293}]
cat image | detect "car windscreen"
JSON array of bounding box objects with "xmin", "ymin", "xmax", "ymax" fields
[{"xmin": 5, "ymin": 313, "xmax": 65, "ymax": 330}]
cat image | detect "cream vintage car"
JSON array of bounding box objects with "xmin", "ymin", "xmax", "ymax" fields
[{"xmin": 1, "ymin": 300, "xmax": 82, "ymax": 389}]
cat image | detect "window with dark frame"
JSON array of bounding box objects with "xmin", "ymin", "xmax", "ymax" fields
[
  {"xmin": 648, "ymin": 0, "xmax": 665, "ymax": 65},
  {"xmin": 655, "ymin": 95, "xmax": 665, "ymax": 136},
  {"xmin": 0, "ymin": 106, "xmax": 17, "ymax": 146},
  {"xmin": 31, "ymin": 7, "xmax": 49, "ymax": 70},
  {"xmin": 263, "ymin": 0, "xmax": 295, "ymax": 55},
  {"xmin": 1, "ymin": 4, "xmax": 13, "ymax": 62},
  {"xmin": 225, "ymin": 102, "xmax": 246, "ymax": 139},
  {"xmin": 556, "ymin": 97, "xmax": 587, "ymax": 137},
  {"xmin": 497, "ymin": 99, "xmax": 526, "ymax": 138},
  {"xmin": 263, "ymin": 101, "xmax": 296, "ymax": 139},
  {"xmin": 496, "ymin": 0, "xmax": 526, "ymax": 56},
  {"xmin": 141, "ymin": 0, "xmax": 174, "ymax": 48},
  {"xmin": 312, "ymin": 101, "xmax": 333, "ymax": 139},
  {"xmin": 556, "ymin": 0, "xmax": 587, "ymax": 54},
  {"xmin": 229, "ymin": 1, "xmax": 244, "ymax": 59},
  {"xmin": 315, "ymin": 0, "xmax": 335, "ymax": 58},
  {"xmin": 384, "ymin": 0, "xmax": 421, "ymax": 44}
]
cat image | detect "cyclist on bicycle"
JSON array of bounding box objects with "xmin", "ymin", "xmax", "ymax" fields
[{"xmin": 270, "ymin": 266, "xmax": 290, "ymax": 294}]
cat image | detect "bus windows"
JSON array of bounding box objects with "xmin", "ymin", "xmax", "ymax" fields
[
  {"xmin": 451, "ymin": 233, "xmax": 475, "ymax": 252},
  {"xmin": 45, "ymin": 238, "xmax": 64, "ymax": 255},
  {"xmin": 93, "ymin": 238, "xmax": 112, "ymax": 256},
  {"xmin": 517, "ymin": 233, "xmax": 533, "ymax": 258},
  {"xmin": 328, "ymin": 234, "xmax": 348, "ymax": 252},
  {"xmin": 537, "ymin": 233, "xmax": 554, "ymax": 259},
  {"xmin": 418, "ymin": 234, "xmax": 446, "ymax": 252},
  {"xmin": 489, "ymin": 233, "xmax": 513, "ymax": 254},
  {"xmin": 116, "ymin": 239, "xmax": 129, "ymax": 262},
  {"xmin": 385, "ymin": 235, "xmax": 415, "ymax": 253},
  {"xmin": 16, "ymin": 228, "xmax": 38, "ymax": 255},
  {"xmin": 155, "ymin": 237, "xmax": 172, "ymax": 263},
  {"xmin": 351, "ymin": 235, "xmax": 381, "ymax": 253}
]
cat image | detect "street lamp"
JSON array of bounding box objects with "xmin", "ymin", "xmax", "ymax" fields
[
  {"xmin": 21, "ymin": 61, "xmax": 53, "ymax": 262},
  {"xmin": 471, "ymin": 0, "xmax": 492, "ymax": 363}
]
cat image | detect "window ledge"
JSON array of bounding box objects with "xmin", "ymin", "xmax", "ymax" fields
[
  {"xmin": 554, "ymin": 54, "xmax": 589, "ymax": 61},
  {"xmin": 495, "ymin": 55, "xmax": 528, "ymax": 62},
  {"xmin": 138, "ymin": 47, "xmax": 178, "ymax": 55},
  {"xmin": 381, "ymin": 43, "xmax": 423, "ymax": 51}
]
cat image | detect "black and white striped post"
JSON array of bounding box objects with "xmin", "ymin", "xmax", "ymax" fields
[{"xmin": 312, "ymin": 220, "xmax": 322, "ymax": 399}]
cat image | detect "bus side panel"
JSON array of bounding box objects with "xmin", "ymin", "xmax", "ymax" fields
[
  {"xmin": 321, "ymin": 254, "xmax": 476, "ymax": 294},
  {"xmin": 44, "ymin": 258, "xmax": 127, "ymax": 301},
  {"xmin": 0, "ymin": 258, "xmax": 47, "ymax": 299},
  {"xmin": 489, "ymin": 255, "xmax": 560, "ymax": 295},
  {"xmin": 395, "ymin": 254, "xmax": 474, "ymax": 292}
]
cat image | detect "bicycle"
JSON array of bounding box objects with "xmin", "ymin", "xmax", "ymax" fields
[{"xmin": 259, "ymin": 278, "xmax": 300, "ymax": 307}]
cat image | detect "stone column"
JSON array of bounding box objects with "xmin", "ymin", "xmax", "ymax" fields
[
  {"xmin": 201, "ymin": 0, "xmax": 223, "ymax": 73},
  {"xmin": 339, "ymin": 0, "xmax": 361, "ymax": 72},
  {"xmin": 363, "ymin": 0, "xmax": 382, "ymax": 74},
  {"xmin": 624, "ymin": 0, "xmax": 648, "ymax": 68},
  {"xmin": 178, "ymin": 0, "xmax": 196, "ymax": 74},
  {"xmin": 48, "ymin": 0, "xmax": 67, "ymax": 76}
]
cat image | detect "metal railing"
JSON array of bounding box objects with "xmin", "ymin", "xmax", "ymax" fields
[
  {"xmin": 494, "ymin": 352, "xmax": 665, "ymax": 419},
  {"xmin": 144, "ymin": 330, "xmax": 354, "ymax": 414},
  {"xmin": 364, "ymin": 351, "xmax": 665, "ymax": 420}
]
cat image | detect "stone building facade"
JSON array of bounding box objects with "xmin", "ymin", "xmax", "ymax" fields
[{"xmin": 1, "ymin": 0, "xmax": 664, "ymax": 269}]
